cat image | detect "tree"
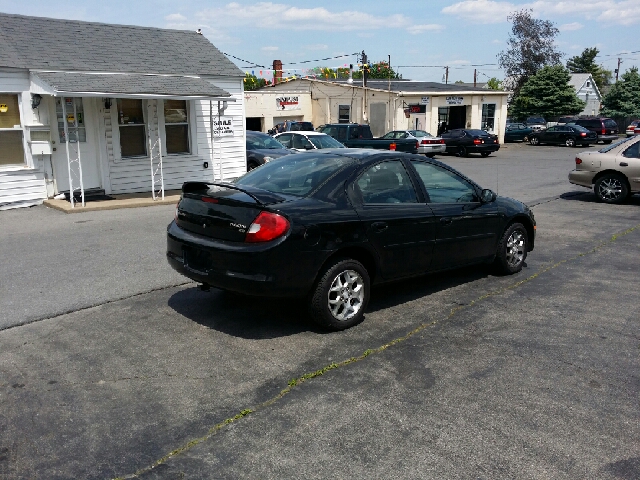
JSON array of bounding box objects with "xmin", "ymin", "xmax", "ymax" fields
[
  {"xmin": 509, "ymin": 65, "xmax": 585, "ymax": 119},
  {"xmin": 601, "ymin": 67, "xmax": 640, "ymax": 118},
  {"xmin": 310, "ymin": 61, "xmax": 400, "ymax": 81},
  {"xmin": 486, "ymin": 77, "xmax": 503, "ymax": 90},
  {"xmin": 243, "ymin": 73, "xmax": 268, "ymax": 91},
  {"xmin": 566, "ymin": 47, "xmax": 612, "ymax": 91},
  {"xmin": 497, "ymin": 9, "xmax": 562, "ymax": 98}
]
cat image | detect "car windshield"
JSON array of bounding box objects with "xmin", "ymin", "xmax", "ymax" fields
[
  {"xmin": 408, "ymin": 130, "xmax": 433, "ymax": 138},
  {"xmin": 598, "ymin": 136, "xmax": 637, "ymax": 153},
  {"xmin": 235, "ymin": 153, "xmax": 354, "ymax": 197},
  {"xmin": 466, "ymin": 129, "xmax": 490, "ymax": 136},
  {"xmin": 308, "ymin": 135, "xmax": 346, "ymax": 149},
  {"xmin": 290, "ymin": 122, "xmax": 314, "ymax": 131},
  {"xmin": 247, "ymin": 134, "xmax": 287, "ymax": 150}
]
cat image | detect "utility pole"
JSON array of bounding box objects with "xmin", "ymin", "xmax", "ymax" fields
[
  {"xmin": 474, "ymin": 69, "xmax": 477, "ymax": 88},
  {"xmin": 445, "ymin": 66, "xmax": 449, "ymax": 84},
  {"xmin": 388, "ymin": 54, "xmax": 391, "ymax": 92},
  {"xmin": 615, "ymin": 57, "xmax": 622, "ymax": 82},
  {"xmin": 361, "ymin": 50, "xmax": 368, "ymax": 88}
]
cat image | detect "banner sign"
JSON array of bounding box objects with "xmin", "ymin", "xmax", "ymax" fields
[
  {"xmin": 276, "ymin": 96, "xmax": 300, "ymax": 110},
  {"xmin": 446, "ymin": 96, "xmax": 464, "ymax": 105},
  {"xmin": 213, "ymin": 117, "xmax": 234, "ymax": 136},
  {"xmin": 408, "ymin": 104, "xmax": 426, "ymax": 114}
]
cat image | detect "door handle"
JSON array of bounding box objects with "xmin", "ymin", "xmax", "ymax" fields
[
  {"xmin": 620, "ymin": 162, "xmax": 628, "ymax": 167},
  {"xmin": 440, "ymin": 217, "xmax": 453, "ymax": 225},
  {"xmin": 371, "ymin": 221, "xmax": 388, "ymax": 232}
]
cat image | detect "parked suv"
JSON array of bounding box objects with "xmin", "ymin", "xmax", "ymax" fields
[{"xmin": 569, "ymin": 118, "xmax": 619, "ymax": 144}]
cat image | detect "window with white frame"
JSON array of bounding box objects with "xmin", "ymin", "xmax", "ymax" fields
[
  {"xmin": 0, "ymin": 94, "xmax": 25, "ymax": 166},
  {"xmin": 338, "ymin": 105, "xmax": 351, "ymax": 123},
  {"xmin": 481, "ymin": 103, "xmax": 496, "ymax": 131},
  {"xmin": 117, "ymin": 99, "xmax": 147, "ymax": 157},
  {"xmin": 164, "ymin": 100, "xmax": 190, "ymax": 154}
]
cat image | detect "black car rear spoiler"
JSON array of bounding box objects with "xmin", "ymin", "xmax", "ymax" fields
[{"xmin": 182, "ymin": 182, "xmax": 286, "ymax": 206}]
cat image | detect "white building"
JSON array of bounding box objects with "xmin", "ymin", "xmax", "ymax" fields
[
  {"xmin": 246, "ymin": 78, "xmax": 510, "ymax": 142},
  {"xmin": 0, "ymin": 13, "xmax": 246, "ymax": 210},
  {"xmin": 569, "ymin": 73, "xmax": 602, "ymax": 116}
]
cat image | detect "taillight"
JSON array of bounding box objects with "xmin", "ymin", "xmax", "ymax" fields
[
  {"xmin": 245, "ymin": 211, "xmax": 290, "ymax": 243},
  {"xmin": 580, "ymin": 132, "xmax": 586, "ymax": 137},
  {"xmin": 602, "ymin": 128, "xmax": 606, "ymax": 134},
  {"xmin": 473, "ymin": 138, "xmax": 482, "ymax": 144},
  {"xmin": 416, "ymin": 141, "xmax": 419, "ymax": 150},
  {"xmin": 575, "ymin": 157, "xmax": 582, "ymax": 165},
  {"xmin": 202, "ymin": 196, "xmax": 218, "ymax": 204},
  {"xmin": 439, "ymin": 139, "xmax": 445, "ymax": 144},
  {"xmin": 421, "ymin": 139, "xmax": 428, "ymax": 144},
  {"xmin": 389, "ymin": 143, "xmax": 396, "ymax": 151}
]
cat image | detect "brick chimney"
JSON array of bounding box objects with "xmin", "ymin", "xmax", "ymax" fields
[{"xmin": 273, "ymin": 59, "xmax": 283, "ymax": 85}]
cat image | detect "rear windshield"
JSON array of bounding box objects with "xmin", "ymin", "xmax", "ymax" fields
[
  {"xmin": 598, "ymin": 136, "xmax": 636, "ymax": 153},
  {"xmin": 247, "ymin": 134, "xmax": 287, "ymax": 150},
  {"xmin": 466, "ymin": 129, "xmax": 491, "ymax": 136},
  {"xmin": 527, "ymin": 117, "xmax": 545, "ymax": 124},
  {"xmin": 235, "ymin": 153, "xmax": 354, "ymax": 197},
  {"xmin": 308, "ymin": 135, "xmax": 346, "ymax": 149},
  {"xmin": 570, "ymin": 125, "xmax": 591, "ymax": 133},
  {"xmin": 408, "ymin": 130, "xmax": 433, "ymax": 138},
  {"xmin": 603, "ymin": 119, "xmax": 617, "ymax": 128}
]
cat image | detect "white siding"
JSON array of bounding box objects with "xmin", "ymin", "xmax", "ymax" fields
[{"xmin": 0, "ymin": 168, "xmax": 47, "ymax": 210}]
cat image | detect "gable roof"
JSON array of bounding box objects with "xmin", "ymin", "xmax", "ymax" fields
[
  {"xmin": 569, "ymin": 73, "xmax": 592, "ymax": 90},
  {"xmin": 0, "ymin": 12, "xmax": 243, "ymax": 77}
]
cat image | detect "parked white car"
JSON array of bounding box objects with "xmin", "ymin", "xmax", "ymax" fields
[
  {"xmin": 273, "ymin": 131, "xmax": 346, "ymax": 151},
  {"xmin": 381, "ymin": 130, "xmax": 446, "ymax": 157}
]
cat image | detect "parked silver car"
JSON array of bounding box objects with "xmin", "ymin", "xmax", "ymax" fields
[
  {"xmin": 381, "ymin": 130, "xmax": 445, "ymax": 157},
  {"xmin": 568, "ymin": 135, "xmax": 640, "ymax": 203}
]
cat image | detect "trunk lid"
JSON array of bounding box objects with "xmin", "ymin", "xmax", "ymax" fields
[{"xmin": 176, "ymin": 182, "xmax": 288, "ymax": 241}]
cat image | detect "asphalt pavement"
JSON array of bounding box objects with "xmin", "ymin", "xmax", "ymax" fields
[{"xmin": 0, "ymin": 142, "xmax": 638, "ymax": 479}]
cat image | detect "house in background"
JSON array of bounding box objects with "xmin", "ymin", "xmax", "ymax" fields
[
  {"xmin": 0, "ymin": 13, "xmax": 246, "ymax": 210},
  {"xmin": 569, "ymin": 73, "xmax": 602, "ymax": 116}
]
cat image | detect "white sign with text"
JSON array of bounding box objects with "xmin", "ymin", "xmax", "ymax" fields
[{"xmin": 213, "ymin": 117, "xmax": 234, "ymax": 137}]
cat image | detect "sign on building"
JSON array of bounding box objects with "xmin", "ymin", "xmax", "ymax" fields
[
  {"xmin": 213, "ymin": 117, "xmax": 234, "ymax": 136},
  {"xmin": 276, "ymin": 96, "xmax": 300, "ymax": 110},
  {"xmin": 446, "ymin": 96, "xmax": 464, "ymax": 105},
  {"xmin": 420, "ymin": 97, "xmax": 430, "ymax": 105}
]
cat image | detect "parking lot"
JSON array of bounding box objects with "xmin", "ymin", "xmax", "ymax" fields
[{"xmin": 1, "ymin": 142, "xmax": 639, "ymax": 479}]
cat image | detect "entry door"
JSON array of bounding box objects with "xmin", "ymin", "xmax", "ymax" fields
[
  {"xmin": 51, "ymin": 97, "xmax": 102, "ymax": 192},
  {"xmin": 449, "ymin": 106, "xmax": 467, "ymax": 130}
]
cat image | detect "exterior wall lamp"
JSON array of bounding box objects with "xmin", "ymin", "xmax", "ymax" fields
[{"xmin": 31, "ymin": 94, "xmax": 42, "ymax": 109}]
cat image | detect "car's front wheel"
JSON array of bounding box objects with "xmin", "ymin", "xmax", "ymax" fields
[
  {"xmin": 457, "ymin": 146, "xmax": 468, "ymax": 157},
  {"xmin": 565, "ymin": 138, "xmax": 576, "ymax": 147},
  {"xmin": 495, "ymin": 223, "xmax": 528, "ymax": 274},
  {"xmin": 529, "ymin": 137, "xmax": 539, "ymax": 146},
  {"xmin": 595, "ymin": 174, "xmax": 629, "ymax": 204},
  {"xmin": 310, "ymin": 259, "xmax": 370, "ymax": 330}
]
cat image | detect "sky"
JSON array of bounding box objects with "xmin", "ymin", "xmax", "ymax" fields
[{"xmin": 1, "ymin": 0, "xmax": 639, "ymax": 83}]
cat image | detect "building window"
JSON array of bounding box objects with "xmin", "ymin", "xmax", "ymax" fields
[
  {"xmin": 164, "ymin": 100, "xmax": 190, "ymax": 154},
  {"xmin": 118, "ymin": 99, "xmax": 147, "ymax": 157},
  {"xmin": 0, "ymin": 94, "xmax": 25, "ymax": 166},
  {"xmin": 338, "ymin": 105, "xmax": 350, "ymax": 123},
  {"xmin": 56, "ymin": 97, "xmax": 86, "ymax": 143},
  {"xmin": 586, "ymin": 81, "xmax": 591, "ymax": 87},
  {"xmin": 481, "ymin": 104, "xmax": 496, "ymax": 131}
]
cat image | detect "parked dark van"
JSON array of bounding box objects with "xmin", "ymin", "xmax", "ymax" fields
[{"xmin": 569, "ymin": 118, "xmax": 619, "ymax": 144}]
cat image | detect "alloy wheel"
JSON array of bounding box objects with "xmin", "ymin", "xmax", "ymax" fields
[
  {"xmin": 597, "ymin": 177, "xmax": 624, "ymax": 202},
  {"xmin": 327, "ymin": 269, "xmax": 365, "ymax": 321},
  {"xmin": 505, "ymin": 230, "xmax": 525, "ymax": 268}
]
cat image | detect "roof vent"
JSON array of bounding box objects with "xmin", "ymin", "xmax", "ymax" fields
[{"xmin": 196, "ymin": 28, "xmax": 202, "ymax": 35}]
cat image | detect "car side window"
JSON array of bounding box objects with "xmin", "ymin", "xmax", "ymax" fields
[
  {"xmin": 411, "ymin": 161, "xmax": 479, "ymax": 203},
  {"xmin": 337, "ymin": 126, "xmax": 347, "ymax": 141},
  {"xmin": 276, "ymin": 133, "xmax": 292, "ymax": 148},
  {"xmin": 292, "ymin": 134, "xmax": 311, "ymax": 149},
  {"xmin": 622, "ymin": 142, "xmax": 640, "ymax": 159},
  {"xmin": 356, "ymin": 160, "xmax": 418, "ymax": 204}
]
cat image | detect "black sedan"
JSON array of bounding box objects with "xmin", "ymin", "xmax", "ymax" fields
[
  {"xmin": 167, "ymin": 150, "xmax": 535, "ymax": 330},
  {"xmin": 441, "ymin": 129, "xmax": 500, "ymax": 157},
  {"xmin": 528, "ymin": 124, "xmax": 597, "ymax": 147},
  {"xmin": 246, "ymin": 130, "xmax": 292, "ymax": 170}
]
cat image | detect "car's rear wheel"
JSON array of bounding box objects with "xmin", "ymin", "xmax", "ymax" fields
[
  {"xmin": 594, "ymin": 174, "xmax": 629, "ymax": 204},
  {"xmin": 495, "ymin": 223, "xmax": 528, "ymax": 274},
  {"xmin": 565, "ymin": 138, "xmax": 576, "ymax": 147},
  {"xmin": 247, "ymin": 161, "xmax": 259, "ymax": 171},
  {"xmin": 603, "ymin": 140, "xmax": 612, "ymax": 144},
  {"xmin": 457, "ymin": 146, "xmax": 468, "ymax": 157},
  {"xmin": 310, "ymin": 259, "xmax": 370, "ymax": 330},
  {"xmin": 529, "ymin": 137, "xmax": 539, "ymax": 146},
  {"xmin": 425, "ymin": 154, "xmax": 435, "ymax": 158}
]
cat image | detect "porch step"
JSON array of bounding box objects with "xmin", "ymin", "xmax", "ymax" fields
[{"xmin": 63, "ymin": 188, "xmax": 114, "ymax": 202}]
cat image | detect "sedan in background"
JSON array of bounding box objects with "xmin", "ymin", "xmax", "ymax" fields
[
  {"xmin": 626, "ymin": 120, "xmax": 640, "ymax": 137},
  {"xmin": 441, "ymin": 129, "xmax": 500, "ymax": 157},
  {"xmin": 246, "ymin": 131, "xmax": 293, "ymax": 171},
  {"xmin": 273, "ymin": 131, "xmax": 346, "ymax": 151},
  {"xmin": 524, "ymin": 116, "xmax": 547, "ymax": 132},
  {"xmin": 504, "ymin": 123, "xmax": 533, "ymax": 143},
  {"xmin": 381, "ymin": 130, "xmax": 446, "ymax": 157},
  {"xmin": 529, "ymin": 124, "xmax": 597, "ymax": 147},
  {"xmin": 167, "ymin": 150, "xmax": 535, "ymax": 330},
  {"xmin": 569, "ymin": 135, "xmax": 640, "ymax": 203}
]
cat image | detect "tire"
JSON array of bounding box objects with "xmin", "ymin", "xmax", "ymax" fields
[
  {"xmin": 565, "ymin": 137, "xmax": 576, "ymax": 148},
  {"xmin": 603, "ymin": 140, "xmax": 612, "ymax": 144},
  {"xmin": 594, "ymin": 174, "xmax": 629, "ymax": 204},
  {"xmin": 481, "ymin": 152, "xmax": 490, "ymax": 157},
  {"xmin": 523, "ymin": 136, "xmax": 529, "ymax": 143},
  {"xmin": 529, "ymin": 137, "xmax": 539, "ymax": 146},
  {"xmin": 495, "ymin": 223, "xmax": 528, "ymax": 274},
  {"xmin": 457, "ymin": 146, "xmax": 468, "ymax": 157},
  {"xmin": 247, "ymin": 161, "xmax": 259, "ymax": 171},
  {"xmin": 309, "ymin": 259, "xmax": 370, "ymax": 330},
  {"xmin": 425, "ymin": 154, "xmax": 435, "ymax": 158}
]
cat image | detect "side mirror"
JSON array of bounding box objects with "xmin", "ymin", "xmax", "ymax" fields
[{"xmin": 480, "ymin": 188, "xmax": 496, "ymax": 203}]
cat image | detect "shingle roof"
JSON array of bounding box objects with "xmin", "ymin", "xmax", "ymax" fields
[
  {"xmin": 33, "ymin": 72, "xmax": 233, "ymax": 98},
  {"xmin": 0, "ymin": 12, "xmax": 243, "ymax": 77},
  {"xmin": 569, "ymin": 73, "xmax": 591, "ymax": 90}
]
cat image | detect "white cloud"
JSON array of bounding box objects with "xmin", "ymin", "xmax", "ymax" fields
[
  {"xmin": 443, "ymin": 0, "xmax": 640, "ymax": 26},
  {"xmin": 165, "ymin": 13, "xmax": 187, "ymax": 22},
  {"xmin": 304, "ymin": 44, "xmax": 329, "ymax": 50},
  {"xmin": 261, "ymin": 46, "xmax": 279, "ymax": 51},
  {"xmin": 559, "ymin": 22, "xmax": 583, "ymax": 31},
  {"xmin": 407, "ymin": 24, "xmax": 445, "ymax": 34},
  {"xmin": 491, "ymin": 39, "xmax": 502, "ymax": 44},
  {"xmin": 197, "ymin": 3, "xmax": 412, "ymax": 31}
]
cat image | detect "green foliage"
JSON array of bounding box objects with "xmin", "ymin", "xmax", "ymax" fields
[
  {"xmin": 454, "ymin": 80, "xmax": 464, "ymax": 84},
  {"xmin": 510, "ymin": 65, "xmax": 585, "ymax": 119},
  {"xmin": 243, "ymin": 73, "xmax": 268, "ymax": 91},
  {"xmin": 601, "ymin": 67, "xmax": 640, "ymax": 117},
  {"xmin": 566, "ymin": 47, "xmax": 612, "ymax": 91},
  {"xmin": 310, "ymin": 61, "xmax": 400, "ymax": 80},
  {"xmin": 486, "ymin": 77, "xmax": 503, "ymax": 90},
  {"xmin": 497, "ymin": 9, "xmax": 562, "ymax": 98}
]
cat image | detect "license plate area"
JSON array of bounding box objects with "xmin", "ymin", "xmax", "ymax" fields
[{"xmin": 183, "ymin": 247, "xmax": 210, "ymax": 274}]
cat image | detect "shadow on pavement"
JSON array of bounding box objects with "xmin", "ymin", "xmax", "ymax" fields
[{"xmin": 560, "ymin": 190, "xmax": 640, "ymax": 205}]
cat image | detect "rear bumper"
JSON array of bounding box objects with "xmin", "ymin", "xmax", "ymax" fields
[
  {"xmin": 597, "ymin": 134, "xmax": 619, "ymax": 142},
  {"xmin": 468, "ymin": 144, "xmax": 500, "ymax": 153},
  {"xmin": 418, "ymin": 144, "xmax": 446, "ymax": 155},
  {"xmin": 568, "ymin": 169, "xmax": 596, "ymax": 188},
  {"xmin": 166, "ymin": 221, "xmax": 317, "ymax": 297}
]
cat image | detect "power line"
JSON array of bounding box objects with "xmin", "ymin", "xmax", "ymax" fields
[
  {"xmin": 284, "ymin": 52, "xmax": 359, "ymax": 65},
  {"xmin": 222, "ymin": 52, "xmax": 265, "ymax": 68}
]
